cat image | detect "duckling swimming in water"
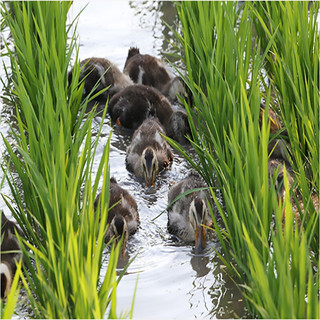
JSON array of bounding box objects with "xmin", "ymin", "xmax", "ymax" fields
[
  {"xmin": 123, "ymin": 47, "xmax": 188, "ymax": 103},
  {"xmin": 167, "ymin": 172, "xmax": 214, "ymax": 252},
  {"xmin": 108, "ymin": 84, "xmax": 173, "ymax": 131},
  {"xmin": 1, "ymin": 211, "xmax": 23, "ymax": 299},
  {"xmin": 94, "ymin": 177, "xmax": 139, "ymax": 257},
  {"xmin": 69, "ymin": 57, "xmax": 133, "ymax": 101},
  {"xmin": 126, "ymin": 118, "xmax": 173, "ymax": 187}
]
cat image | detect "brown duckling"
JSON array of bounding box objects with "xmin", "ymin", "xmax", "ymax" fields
[
  {"xmin": 123, "ymin": 47, "xmax": 188, "ymax": 103},
  {"xmin": 167, "ymin": 172, "xmax": 214, "ymax": 252},
  {"xmin": 126, "ymin": 118, "xmax": 173, "ymax": 187},
  {"xmin": 1, "ymin": 211, "xmax": 23, "ymax": 299},
  {"xmin": 108, "ymin": 84, "xmax": 174, "ymax": 131},
  {"xmin": 166, "ymin": 110, "xmax": 192, "ymax": 144},
  {"xmin": 260, "ymin": 104, "xmax": 290, "ymax": 161},
  {"xmin": 268, "ymin": 159, "xmax": 319, "ymax": 227},
  {"xmin": 69, "ymin": 57, "xmax": 133, "ymax": 101},
  {"xmin": 268, "ymin": 158, "xmax": 297, "ymax": 225},
  {"xmin": 94, "ymin": 177, "xmax": 139, "ymax": 257},
  {"xmin": 259, "ymin": 104, "xmax": 282, "ymax": 134},
  {"xmin": 268, "ymin": 159, "xmax": 294, "ymax": 210}
]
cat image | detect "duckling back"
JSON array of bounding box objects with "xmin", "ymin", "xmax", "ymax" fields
[
  {"xmin": 108, "ymin": 84, "xmax": 173, "ymax": 131},
  {"xmin": 124, "ymin": 47, "xmax": 171, "ymax": 92},
  {"xmin": 69, "ymin": 57, "xmax": 132, "ymax": 101},
  {"xmin": 124, "ymin": 47, "xmax": 188, "ymax": 103}
]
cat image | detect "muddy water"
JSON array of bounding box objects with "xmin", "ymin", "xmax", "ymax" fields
[{"xmin": 0, "ymin": 1, "xmax": 248, "ymax": 319}]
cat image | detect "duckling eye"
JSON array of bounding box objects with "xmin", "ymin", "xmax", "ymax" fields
[{"xmin": 163, "ymin": 161, "xmax": 168, "ymax": 168}]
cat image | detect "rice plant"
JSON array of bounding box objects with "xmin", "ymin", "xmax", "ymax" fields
[
  {"xmin": 252, "ymin": 1, "xmax": 319, "ymax": 254},
  {"xmin": 1, "ymin": 2, "xmax": 127, "ymax": 318},
  {"xmin": 175, "ymin": 1, "xmax": 319, "ymax": 318}
]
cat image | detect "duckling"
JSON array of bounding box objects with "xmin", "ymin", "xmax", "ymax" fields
[
  {"xmin": 68, "ymin": 57, "xmax": 133, "ymax": 101},
  {"xmin": 268, "ymin": 158, "xmax": 296, "ymax": 224},
  {"xmin": 292, "ymin": 193, "xmax": 319, "ymax": 221},
  {"xmin": 126, "ymin": 118, "xmax": 173, "ymax": 187},
  {"xmin": 268, "ymin": 159, "xmax": 319, "ymax": 226},
  {"xmin": 260, "ymin": 104, "xmax": 290, "ymax": 161},
  {"xmin": 123, "ymin": 47, "xmax": 188, "ymax": 103},
  {"xmin": 259, "ymin": 104, "xmax": 282, "ymax": 134},
  {"xmin": 167, "ymin": 172, "xmax": 214, "ymax": 252},
  {"xmin": 166, "ymin": 110, "xmax": 192, "ymax": 144},
  {"xmin": 268, "ymin": 159, "xmax": 294, "ymax": 203},
  {"xmin": 108, "ymin": 84, "xmax": 174, "ymax": 131},
  {"xmin": 94, "ymin": 177, "xmax": 139, "ymax": 257},
  {"xmin": 1, "ymin": 211, "xmax": 23, "ymax": 299}
]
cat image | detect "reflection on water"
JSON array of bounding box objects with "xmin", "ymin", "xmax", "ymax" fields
[
  {"xmin": 190, "ymin": 255, "xmax": 211, "ymax": 278},
  {"xmin": 129, "ymin": 1, "xmax": 182, "ymax": 64},
  {"xmin": 0, "ymin": 1, "xmax": 249, "ymax": 319}
]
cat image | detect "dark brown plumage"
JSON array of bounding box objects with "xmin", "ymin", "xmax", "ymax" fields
[
  {"xmin": 68, "ymin": 57, "xmax": 133, "ymax": 101},
  {"xmin": 108, "ymin": 84, "xmax": 174, "ymax": 131},
  {"xmin": 94, "ymin": 177, "xmax": 139, "ymax": 247},
  {"xmin": 123, "ymin": 47, "xmax": 188, "ymax": 103}
]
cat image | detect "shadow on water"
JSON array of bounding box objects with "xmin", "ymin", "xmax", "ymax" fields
[{"xmin": 0, "ymin": 1, "xmax": 250, "ymax": 319}]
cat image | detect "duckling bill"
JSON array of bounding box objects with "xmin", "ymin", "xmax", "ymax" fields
[
  {"xmin": 189, "ymin": 197, "xmax": 208, "ymax": 251},
  {"xmin": 142, "ymin": 147, "xmax": 157, "ymax": 187}
]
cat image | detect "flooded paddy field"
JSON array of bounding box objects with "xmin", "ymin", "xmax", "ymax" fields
[{"xmin": 0, "ymin": 1, "xmax": 248, "ymax": 319}]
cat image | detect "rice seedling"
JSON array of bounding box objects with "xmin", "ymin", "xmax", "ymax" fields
[
  {"xmin": 175, "ymin": 1, "xmax": 319, "ymax": 317},
  {"xmin": 1, "ymin": 1, "xmax": 129, "ymax": 318}
]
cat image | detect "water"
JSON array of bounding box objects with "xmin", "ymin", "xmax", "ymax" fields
[{"xmin": 0, "ymin": 1, "xmax": 247, "ymax": 319}]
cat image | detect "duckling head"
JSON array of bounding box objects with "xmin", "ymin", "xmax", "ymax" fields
[
  {"xmin": 110, "ymin": 215, "xmax": 129, "ymax": 258},
  {"xmin": 142, "ymin": 147, "xmax": 158, "ymax": 187},
  {"xmin": 189, "ymin": 197, "xmax": 208, "ymax": 252}
]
